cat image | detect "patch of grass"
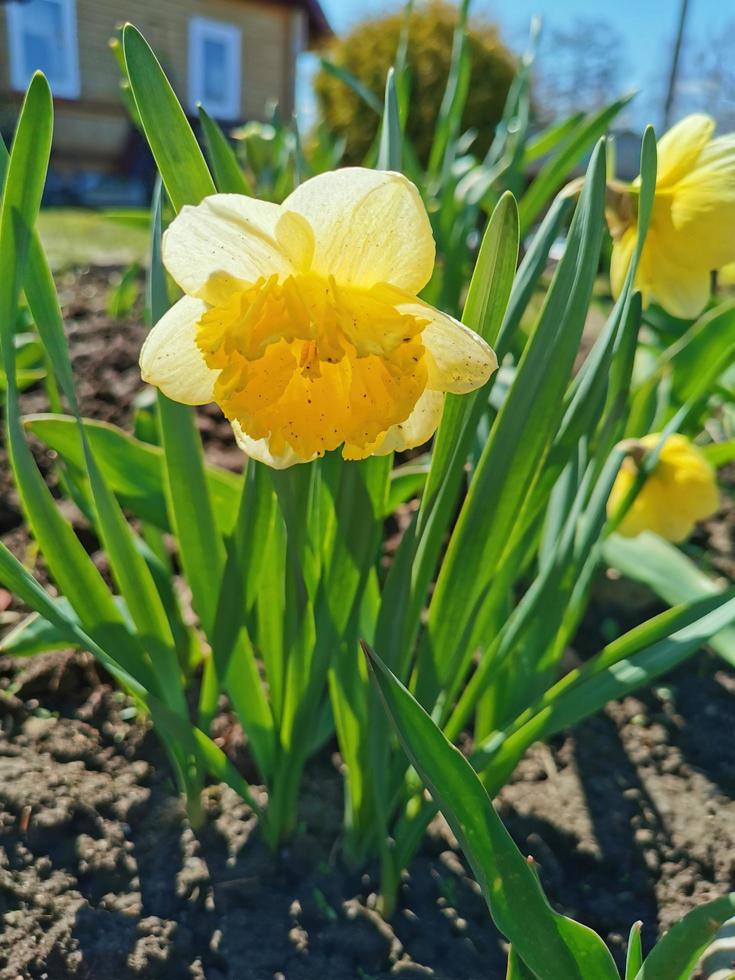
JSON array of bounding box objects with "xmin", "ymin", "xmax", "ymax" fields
[{"xmin": 38, "ymin": 208, "xmax": 149, "ymax": 272}]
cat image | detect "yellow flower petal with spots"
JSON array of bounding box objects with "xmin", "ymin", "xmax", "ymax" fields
[
  {"xmin": 608, "ymin": 433, "xmax": 719, "ymax": 543},
  {"xmin": 608, "ymin": 114, "xmax": 735, "ymax": 319},
  {"xmin": 140, "ymin": 168, "xmax": 497, "ymax": 468}
]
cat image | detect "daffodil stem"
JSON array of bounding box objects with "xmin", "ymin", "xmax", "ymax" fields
[
  {"xmin": 377, "ymin": 855, "xmax": 399, "ymax": 920},
  {"xmin": 262, "ymin": 755, "xmax": 304, "ymax": 850}
]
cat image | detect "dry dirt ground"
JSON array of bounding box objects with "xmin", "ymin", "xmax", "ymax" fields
[{"xmin": 0, "ymin": 651, "xmax": 733, "ymax": 980}]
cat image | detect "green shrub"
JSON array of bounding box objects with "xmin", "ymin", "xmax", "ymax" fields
[{"xmin": 314, "ymin": 1, "xmax": 515, "ymax": 164}]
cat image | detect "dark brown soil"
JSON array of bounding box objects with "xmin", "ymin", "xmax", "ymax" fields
[
  {"xmin": 1, "ymin": 268, "xmax": 735, "ymax": 979},
  {"xmin": 1, "ymin": 650, "xmax": 734, "ymax": 980}
]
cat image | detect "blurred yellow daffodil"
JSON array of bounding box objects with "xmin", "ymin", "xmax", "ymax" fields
[
  {"xmin": 719, "ymin": 261, "xmax": 735, "ymax": 287},
  {"xmin": 609, "ymin": 114, "xmax": 735, "ymax": 319},
  {"xmin": 608, "ymin": 433, "xmax": 719, "ymax": 542},
  {"xmin": 140, "ymin": 168, "xmax": 497, "ymax": 468}
]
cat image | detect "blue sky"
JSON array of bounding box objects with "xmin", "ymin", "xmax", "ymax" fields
[{"xmin": 299, "ymin": 0, "xmax": 733, "ymax": 130}]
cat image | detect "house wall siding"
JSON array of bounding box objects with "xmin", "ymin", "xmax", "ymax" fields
[{"xmin": 0, "ymin": 0, "xmax": 300, "ymax": 168}]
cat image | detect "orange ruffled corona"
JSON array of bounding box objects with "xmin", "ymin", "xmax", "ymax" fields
[{"xmin": 140, "ymin": 168, "xmax": 497, "ymax": 468}]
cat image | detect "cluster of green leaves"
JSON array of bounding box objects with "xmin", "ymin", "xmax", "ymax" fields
[
  {"xmin": 0, "ymin": 73, "xmax": 258, "ymax": 823},
  {"xmin": 600, "ymin": 298, "xmax": 735, "ymax": 630},
  {"xmin": 224, "ymin": 109, "xmax": 344, "ymax": 203},
  {"xmin": 1, "ymin": 6, "xmax": 735, "ymax": 971},
  {"xmin": 366, "ymin": 642, "xmax": 735, "ymax": 978}
]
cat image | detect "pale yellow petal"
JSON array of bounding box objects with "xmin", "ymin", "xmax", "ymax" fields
[
  {"xmin": 231, "ymin": 421, "xmax": 314, "ymax": 469},
  {"xmin": 283, "ymin": 168, "xmax": 435, "ymax": 293},
  {"xmin": 372, "ymin": 389, "xmax": 445, "ymax": 455},
  {"xmin": 668, "ymin": 135, "xmax": 735, "ymax": 269},
  {"xmin": 656, "ymin": 113, "xmax": 714, "ymax": 189},
  {"xmin": 612, "ymin": 433, "xmax": 719, "ymax": 541},
  {"xmin": 396, "ymin": 300, "xmax": 497, "ymax": 394},
  {"xmin": 610, "ymin": 227, "xmax": 637, "ymax": 300},
  {"xmin": 162, "ymin": 194, "xmax": 294, "ymax": 305},
  {"xmin": 625, "ymin": 120, "xmax": 735, "ymax": 318},
  {"xmin": 642, "ymin": 471, "xmax": 713, "ymax": 541},
  {"xmin": 139, "ymin": 295, "xmax": 216, "ymax": 404},
  {"xmin": 631, "ymin": 131, "xmax": 735, "ymax": 317},
  {"xmin": 650, "ymin": 268, "xmax": 711, "ymax": 320},
  {"xmin": 616, "ymin": 494, "xmax": 659, "ymax": 538},
  {"xmin": 276, "ymin": 210, "xmax": 315, "ymax": 273},
  {"xmin": 639, "ymin": 239, "xmax": 711, "ymax": 318}
]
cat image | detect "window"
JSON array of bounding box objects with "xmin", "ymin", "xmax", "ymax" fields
[
  {"xmin": 188, "ymin": 16, "xmax": 241, "ymax": 120},
  {"xmin": 6, "ymin": 0, "xmax": 80, "ymax": 99}
]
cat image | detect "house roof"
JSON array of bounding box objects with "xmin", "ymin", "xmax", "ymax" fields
[
  {"xmin": 273, "ymin": 0, "xmax": 332, "ymax": 43},
  {"xmin": 0, "ymin": 0, "xmax": 332, "ymax": 41}
]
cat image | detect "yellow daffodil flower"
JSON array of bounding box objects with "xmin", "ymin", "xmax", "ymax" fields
[
  {"xmin": 609, "ymin": 114, "xmax": 735, "ymax": 319},
  {"xmin": 140, "ymin": 168, "xmax": 497, "ymax": 468},
  {"xmin": 608, "ymin": 433, "xmax": 719, "ymax": 542},
  {"xmin": 719, "ymin": 261, "xmax": 735, "ymax": 287}
]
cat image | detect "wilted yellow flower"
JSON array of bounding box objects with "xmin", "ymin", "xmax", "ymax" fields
[
  {"xmin": 609, "ymin": 114, "xmax": 735, "ymax": 319},
  {"xmin": 608, "ymin": 433, "xmax": 719, "ymax": 542},
  {"xmin": 140, "ymin": 168, "xmax": 497, "ymax": 468}
]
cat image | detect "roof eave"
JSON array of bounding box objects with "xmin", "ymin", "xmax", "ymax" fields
[{"xmin": 303, "ymin": 0, "xmax": 332, "ymax": 45}]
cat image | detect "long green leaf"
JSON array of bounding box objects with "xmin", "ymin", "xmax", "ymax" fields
[
  {"xmin": 0, "ymin": 598, "xmax": 122, "ymax": 656},
  {"xmin": 0, "ymin": 75, "xmax": 157, "ymax": 692},
  {"xmin": 518, "ymin": 93, "xmax": 633, "ymax": 231},
  {"xmin": 8, "ymin": 129, "xmax": 188, "ymax": 715},
  {"xmin": 522, "ymin": 112, "xmax": 585, "ymax": 165},
  {"xmin": 122, "ymin": 24, "xmax": 216, "ymax": 210},
  {"xmin": 427, "ymin": 0, "xmax": 472, "ymax": 178},
  {"xmin": 199, "ymin": 105, "xmax": 253, "ymax": 195},
  {"xmin": 364, "ymin": 643, "xmax": 620, "ymax": 980},
  {"xmin": 419, "ymin": 141, "xmax": 606, "ymax": 701},
  {"xmin": 385, "ymin": 459, "xmax": 429, "ymax": 516},
  {"xmin": 604, "ymin": 532, "xmax": 735, "ymax": 667},
  {"xmin": 668, "ymin": 303, "xmax": 735, "ymax": 410},
  {"xmin": 421, "ymin": 192, "xmax": 519, "ymax": 517},
  {"xmin": 148, "ymin": 187, "xmax": 227, "ymax": 692},
  {"xmin": 318, "ymin": 57, "xmax": 383, "ymax": 115},
  {"xmin": 203, "ymin": 466, "xmax": 276, "ymax": 771},
  {"xmin": 377, "ymin": 194, "xmax": 518, "ymax": 680},
  {"xmin": 0, "ymin": 587, "xmax": 187, "ymax": 665},
  {"xmin": 625, "ymin": 922, "xmax": 643, "ymax": 980},
  {"xmin": 4, "ymin": 82, "xmax": 200, "ymax": 805},
  {"xmin": 382, "ymin": 193, "xmax": 518, "ymax": 695},
  {"xmin": 322, "ymin": 458, "xmax": 391, "ymax": 852},
  {"xmin": 25, "ymin": 413, "xmax": 241, "ymax": 535},
  {"xmin": 478, "ymin": 589, "xmax": 735, "ymax": 791},
  {"xmin": 378, "ymin": 67, "xmax": 401, "ymax": 172},
  {"xmin": 496, "ymin": 193, "xmax": 572, "ymax": 356},
  {"xmin": 635, "ymin": 894, "xmax": 735, "ymax": 980},
  {"xmin": 506, "ymin": 946, "xmax": 537, "ymax": 979},
  {"xmin": 492, "ymin": 129, "xmax": 655, "ymax": 663}
]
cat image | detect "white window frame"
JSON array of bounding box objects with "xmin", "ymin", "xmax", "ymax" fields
[
  {"xmin": 6, "ymin": 0, "xmax": 81, "ymax": 99},
  {"xmin": 188, "ymin": 16, "xmax": 242, "ymax": 120}
]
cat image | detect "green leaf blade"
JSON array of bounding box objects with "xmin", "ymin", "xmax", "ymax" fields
[
  {"xmin": 199, "ymin": 105, "xmax": 253, "ymax": 195},
  {"xmin": 421, "ymin": 140, "xmax": 607, "ymax": 701},
  {"xmin": 122, "ymin": 24, "xmax": 216, "ymax": 210},
  {"xmin": 364, "ymin": 643, "xmax": 620, "ymax": 980},
  {"xmin": 635, "ymin": 894, "xmax": 735, "ymax": 980}
]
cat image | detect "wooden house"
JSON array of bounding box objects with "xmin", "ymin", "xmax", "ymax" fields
[{"xmin": 0, "ymin": 0, "xmax": 330, "ymax": 178}]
